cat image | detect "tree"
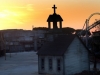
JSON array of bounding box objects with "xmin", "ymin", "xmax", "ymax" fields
[
  {"xmin": 91, "ymin": 36, "xmax": 100, "ymax": 70},
  {"xmin": 62, "ymin": 27, "xmax": 75, "ymax": 34},
  {"xmin": 33, "ymin": 27, "xmax": 48, "ymax": 31},
  {"xmin": 33, "ymin": 27, "xmax": 76, "ymax": 34},
  {"xmin": 75, "ymin": 29, "xmax": 82, "ymax": 34}
]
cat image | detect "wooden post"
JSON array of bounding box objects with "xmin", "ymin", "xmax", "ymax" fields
[
  {"xmin": 60, "ymin": 21, "xmax": 62, "ymax": 29},
  {"xmin": 48, "ymin": 22, "xmax": 51, "ymax": 29}
]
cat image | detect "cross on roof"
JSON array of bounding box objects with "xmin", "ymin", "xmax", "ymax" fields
[{"xmin": 52, "ymin": 4, "xmax": 57, "ymax": 14}]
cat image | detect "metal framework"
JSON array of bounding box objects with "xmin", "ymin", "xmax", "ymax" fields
[
  {"xmin": 78, "ymin": 12, "xmax": 100, "ymax": 47},
  {"xmin": 79, "ymin": 20, "xmax": 100, "ymax": 35}
]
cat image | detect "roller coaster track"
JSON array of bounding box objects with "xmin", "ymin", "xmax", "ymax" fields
[
  {"xmin": 79, "ymin": 20, "xmax": 100, "ymax": 35},
  {"xmin": 87, "ymin": 20, "xmax": 100, "ymax": 30}
]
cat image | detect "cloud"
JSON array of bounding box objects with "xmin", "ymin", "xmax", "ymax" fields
[
  {"xmin": 26, "ymin": 4, "xmax": 34, "ymax": 11},
  {"xmin": 0, "ymin": 4, "xmax": 34, "ymax": 11},
  {"xmin": 0, "ymin": 9, "xmax": 25, "ymax": 24}
]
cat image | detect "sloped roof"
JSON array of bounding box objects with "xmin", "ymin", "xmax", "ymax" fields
[
  {"xmin": 47, "ymin": 13, "xmax": 63, "ymax": 22},
  {"xmin": 38, "ymin": 34, "xmax": 78, "ymax": 56},
  {"xmin": 37, "ymin": 34, "xmax": 90, "ymax": 56}
]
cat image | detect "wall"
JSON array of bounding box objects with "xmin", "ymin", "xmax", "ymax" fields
[
  {"xmin": 38, "ymin": 56, "xmax": 64, "ymax": 75},
  {"xmin": 64, "ymin": 37, "xmax": 90, "ymax": 75}
]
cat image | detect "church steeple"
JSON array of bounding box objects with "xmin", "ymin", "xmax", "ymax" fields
[
  {"xmin": 52, "ymin": 5, "xmax": 57, "ymax": 14},
  {"xmin": 47, "ymin": 5, "xmax": 63, "ymax": 31}
]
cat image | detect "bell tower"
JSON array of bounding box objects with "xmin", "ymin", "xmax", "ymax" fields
[{"xmin": 47, "ymin": 5, "xmax": 63, "ymax": 30}]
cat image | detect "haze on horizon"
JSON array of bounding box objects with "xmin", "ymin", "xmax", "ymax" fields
[{"xmin": 0, "ymin": 0, "xmax": 100, "ymax": 30}]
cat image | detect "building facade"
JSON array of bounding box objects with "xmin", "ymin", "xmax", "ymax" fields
[{"xmin": 38, "ymin": 35, "xmax": 90, "ymax": 75}]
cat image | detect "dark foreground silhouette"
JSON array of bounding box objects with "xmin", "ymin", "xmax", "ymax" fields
[{"xmin": 74, "ymin": 70, "xmax": 100, "ymax": 75}]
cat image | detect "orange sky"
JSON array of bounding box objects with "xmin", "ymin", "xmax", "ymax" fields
[{"xmin": 0, "ymin": 0, "xmax": 100, "ymax": 30}]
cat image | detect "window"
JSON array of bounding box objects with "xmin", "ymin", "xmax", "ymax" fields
[
  {"xmin": 57, "ymin": 59, "xmax": 61, "ymax": 71},
  {"xmin": 49, "ymin": 58, "xmax": 52, "ymax": 70},
  {"xmin": 41, "ymin": 58, "xmax": 45, "ymax": 70}
]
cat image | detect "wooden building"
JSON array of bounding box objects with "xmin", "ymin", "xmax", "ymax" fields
[
  {"xmin": 37, "ymin": 4, "xmax": 90, "ymax": 75},
  {"xmin": 37, "ymin": 34, "xmax": 90, "ymax": 75}
]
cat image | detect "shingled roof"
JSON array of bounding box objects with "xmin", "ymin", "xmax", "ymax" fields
[{"xmin": 38, "ymin": 34, "xmax": 79, "ymax": 56}]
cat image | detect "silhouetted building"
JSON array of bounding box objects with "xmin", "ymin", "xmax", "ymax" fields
[
  {"xmin": 37, "ymin": 5, "xmax": 90, "ymax": 75},
  {"xmin": 0, "ymin": 29, "xmax": 46, "ymax": 52},
  {"xmin": 38, "ymin": 34, "xmax": 90, "ymax": 75},
  {"xmin": 47, "ymin": 5, "xmax": 63, "ymax": 31}
]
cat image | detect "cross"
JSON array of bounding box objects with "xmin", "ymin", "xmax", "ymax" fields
[{"xmin": 52, "ymin": 4, "xmax": 57, "ymax": 14}]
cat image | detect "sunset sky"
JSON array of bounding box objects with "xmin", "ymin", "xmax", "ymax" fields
[{"xmin": 0, "ymin": 0, "xmax": 100, "ymax": 30}]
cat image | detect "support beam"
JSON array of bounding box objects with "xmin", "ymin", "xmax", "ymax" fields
[
  {"xmin": 48, "ymin": 22, "xmax": 51, "ymax": 29},
  {"xmin": 60, "ymin": 21, "xmax": 62, "ymax": 29},
  {"xmin": 53, "ymin": 21, "xmax": 58, "ymax": 29}
]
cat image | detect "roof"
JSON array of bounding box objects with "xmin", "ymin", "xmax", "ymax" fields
[
  {"xmin": 47, "ymin": 13, "xmax": 63, "ymax": 22},
  {"xmin": 37, "ymin": 34, "xmax": 91, "ymax": 56},
  {"xmin": 37, "ymin": 34, "xmax": 81, "ymax": 56}
]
